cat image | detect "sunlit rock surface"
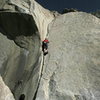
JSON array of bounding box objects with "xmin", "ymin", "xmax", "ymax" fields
[
  {"xmin": 35, "ymin": 12, "xmax": 100, "ymax": 100},
  {"xmin": 0, "ymin": 76, "xmax": 15, "ymax": 100}
]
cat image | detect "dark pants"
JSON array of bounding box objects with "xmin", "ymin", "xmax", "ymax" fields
[
  {"xmin": 42, "ymin": 42, "xmax": 48, "ymax": 51},
  {"xmin": 42, "ymin": 42, "xmax": 48, "ymax": 55}
]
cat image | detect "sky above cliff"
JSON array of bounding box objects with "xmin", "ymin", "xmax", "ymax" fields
[{"xmin": 37, "ymin": 0, "xmax": 100, "ymax": 13}]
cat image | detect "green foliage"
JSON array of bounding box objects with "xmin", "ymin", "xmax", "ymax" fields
[
  {"xmin": 91, "ymin": 10, "xmax": 100, "ymax": 18},
  {"xmin": 61, "ymin": 8, "xmax": 78, "ymax": 14}
]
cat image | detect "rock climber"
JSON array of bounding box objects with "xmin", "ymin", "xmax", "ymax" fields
[{"xmin": 42, "ymin": 38, "xmax": 49, "ymax": 56}]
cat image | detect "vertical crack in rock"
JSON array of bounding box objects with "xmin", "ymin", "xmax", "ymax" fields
[{"xmin": 33, "ymin": 55, "xmax": 45, "ymax": 100}]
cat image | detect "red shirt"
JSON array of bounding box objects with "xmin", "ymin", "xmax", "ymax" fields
[{"xmin": 43, "ymin": 39, "xmax": 49, "ymax": 43}]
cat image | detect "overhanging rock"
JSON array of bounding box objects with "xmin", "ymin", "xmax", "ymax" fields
[
  {"xmin": 0, "ymin": 0, "xmax": 54, "ymax": 99},
  {"xmin": 0, "ymin": 0, "xmax": 54, "ymax": 40}
]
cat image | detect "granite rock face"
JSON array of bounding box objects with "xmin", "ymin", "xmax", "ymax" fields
[
  {"xmin": 0, "ymin": 15, "xmax": 41, "ymax": 100},
  {"xmin": 0, "ymin": 0, "xmax": 100, "ymax": 100},
  {"xmin": 35, "ymin": 12, "xmax": 100, "ymax": 100},
  {"xmin": 0, "ymin": 0, "xmax": 54, "ymax": 100},
  {"xmin": 0, "ymin": 76, "xmax": 15, "ymax": 100}
]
